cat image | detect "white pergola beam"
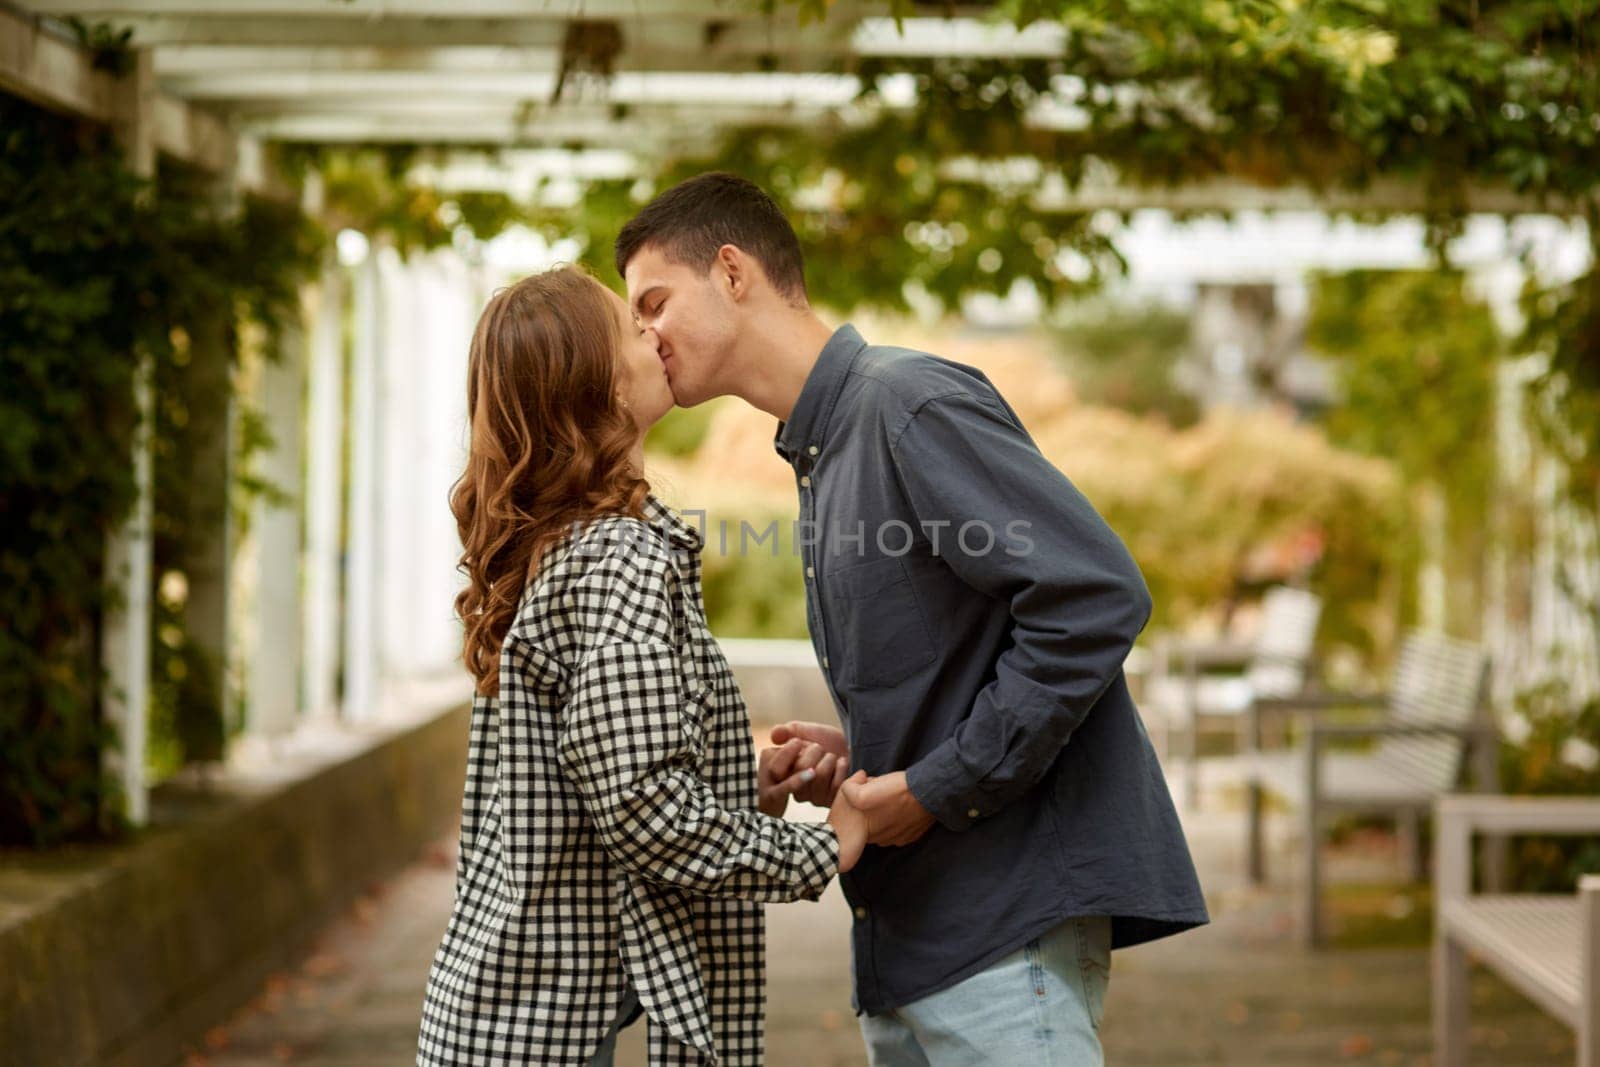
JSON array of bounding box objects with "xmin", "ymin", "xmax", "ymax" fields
[
  {"xmin": 107, "ymin": 16, "xmax": 583, "ymax": 47},
  {"xmin": 0, "ymin": 3, "xmax": 118, "ymax": 117},
  {"xmin": 151, "ymin": 41, "xmax": 849, "ymax": 77},
  {"xmin": 225, "ymin": 97, "xmax": 847, "ymax": 119},
  {"xmin": 2, "ymin": 4, "xmax": 292, "ymax": 193},
  {"xmin": 27, "ymin": 0, "xmax": 791, "ymax": 17},
  {"xmin": 853, "ymin": 17, "xmax": 1065, "ymax": 57},
  {"xmin": 237, "ymin": 111, "xmax": 766, "ymax": 147},
  {"xmin": 1033, "ymin": 172, "xmax": 1574, "ymax": 217},
  {"xmin": 169, "ymin": 69, "xmax": 862, "ymax": 105},
  {"xmin": 142, "ymin": 17, "xmax": 1058, "ymax": 70},
  {"xmin": 58, "ymin": 10, "xmax": 1038, "ymax": 55},
  {"xmin": 155, "ymin": 44, "xmax": 565, "ymax": 75}
]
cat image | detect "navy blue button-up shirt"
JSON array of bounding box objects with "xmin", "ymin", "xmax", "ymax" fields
[{"xmin": 773, "ymin": 324, "xmax": 1208, "ymax": 1014}]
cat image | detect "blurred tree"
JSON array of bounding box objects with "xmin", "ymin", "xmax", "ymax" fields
[
  {"xmin": 1307, "ymin": 270, "xmax": 1501, "ymax": 639},
  {"xmin": 1050, "ymin": 300, "xmax": 1200, "ymax": 425}
]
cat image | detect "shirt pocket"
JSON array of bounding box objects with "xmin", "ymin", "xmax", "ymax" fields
[{"xmin": 824, "ymin": 554, "xmax": 937, "ymax": 689}]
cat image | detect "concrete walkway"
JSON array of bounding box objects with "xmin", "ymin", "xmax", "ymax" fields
[{"xmin": 194, "ymin": 785, "xmax": 1575, "ymax": 1066}]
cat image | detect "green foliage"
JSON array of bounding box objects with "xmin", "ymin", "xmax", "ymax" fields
[
  {"xmin": 3, "ymin": 99, "xmax": 148, "ymax": 846},
  {"xmin": 992, "ymin": 0, "xmax": 1598, "ymax": 214},
  {"xmin": 1498, "ymin": 680, "xmax": 1600, "ymax": 892},
  {"xmin": 1307, "ymin": 269, "xmax": 1501, "ymax": 637},
  {"xmin": 1041, "ymin": 407, "xmax": 1408, "ymax": 662},
  {"xmin": 0, "ymin": 97, "xmax": 321, "ymax": 846},
  {"xmin": 1523, "ymin": 268, "xmax": 1600, "ymax": 516},
  {"xmin": 698, "ymin": 508, "xmax": 812, "ymax": 639},
  {"xmin": 1049, "ymin": 300, "xmax": 1200, "ymax": 425},
  {"xmin": 644, "ymin": 404, "xmax": 717, "ymax": 458},
  {"xmin": 63, "ymin": 16, "xmax": 135, "ymax": 76},
  {"xmin": 278, "ymin": 144, "xmax": 534, "ymax": 257},
  {"xmin": 527, "ymin": 60, "xmax": 1124, "ymax": 312}
]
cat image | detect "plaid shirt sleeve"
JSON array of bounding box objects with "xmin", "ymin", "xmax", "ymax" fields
[{"xmin": 553, "ymin": 540, "xmax": 839, "ymax": 902}]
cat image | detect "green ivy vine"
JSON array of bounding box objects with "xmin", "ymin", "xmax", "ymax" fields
[{"xmin": 0, "ymin": 96, "xmax": 320, "ymax": 846}]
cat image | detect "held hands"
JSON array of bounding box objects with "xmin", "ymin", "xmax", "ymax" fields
[
  {"xmin": 756, "ymin": 720, "xmax": 936, "ymax": 850},
  {"xmin": 840, "ymin": 771, "xmax": 937, "ymax": 848},
  {"xmin": 826, "ymin": 771, "xmax": 870, "ymax": 873},
  {"xmin": 756, "ymin": 721, "xmax": 851, "ymax": 817}
]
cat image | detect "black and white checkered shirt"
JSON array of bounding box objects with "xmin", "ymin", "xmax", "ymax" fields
[{"xmin": 418, "ymin": 492, "xmax": 840, "ymax": 1066}]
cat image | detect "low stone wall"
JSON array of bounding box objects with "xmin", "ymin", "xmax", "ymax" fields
[
  {"xmin": 0, "ymin": 702, "xmax": 470, "ymax": 1067},
  {"xmin": 719, "ymin": 638, "xmax": 835, "ymax": 729}
]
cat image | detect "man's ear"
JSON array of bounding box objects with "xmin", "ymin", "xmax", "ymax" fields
[{"xmin": 716, "ymin": 244, "xmax": 746, "ymax": 301}]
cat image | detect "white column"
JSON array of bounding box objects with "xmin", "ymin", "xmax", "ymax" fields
[
  {"xmin": 302, "ymin": 252, "xmax": 346, "ymax": 722},
  {"xmin": 376, "ymin": 250, "xmax": 421, "ymax": 689},
  {"xmin": 376, "ymin": 251, "xmax": 475, "ymax": 685},
  {"xmin": 101, "ymin": 49, "xmax": 156, "ymax": 826},
  {"xmin": 342, "ymin": 245, "xmax": 383, "ymax": 723},
  {"xmin": 241, "ymin": 285, "xmax": 308, "ymax": 738},
  {"xmin": 417, "ymin": 255, "xmax": 474, "ymax": 675}
]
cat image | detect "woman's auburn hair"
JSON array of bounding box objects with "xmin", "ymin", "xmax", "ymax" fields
[{"xmin": 451, "ymin": 265, "xmax": 650, "ymax": 697}]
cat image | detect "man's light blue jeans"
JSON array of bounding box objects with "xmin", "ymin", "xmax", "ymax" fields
[{"xmin": 859, "ymin": 916, "xmax": 1112, "ymax": 1067}]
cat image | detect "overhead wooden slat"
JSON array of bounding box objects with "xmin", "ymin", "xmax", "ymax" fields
[
  {"xmin": 40, "ymin": 11, "xmax": 1041, "ymax": 56},
  {"xmin": 163, "ymin": 69, "xmax": 864, "ymax": 104},
  {"xmin": 237, "ymin": 111, "xmax": 732, "ymax": 148},
  {"xmin": 25, "ymin": 0, "xmax": 789, "ymax": 18},
  {"xmin": 0, "ymin": 2, "xmax": 118, "ymax": 119},
  {"xmin": 150, "ymin": 43, "xmax": 850, "ymax": 77},
  {"xmin": 1, "ymin": 3, "xmax": 291, "ymax": 195}
]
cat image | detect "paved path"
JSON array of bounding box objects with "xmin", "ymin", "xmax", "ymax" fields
[{"xmin": 195, "ymin": 785, "xmax": 1574, "ymax": 1066}]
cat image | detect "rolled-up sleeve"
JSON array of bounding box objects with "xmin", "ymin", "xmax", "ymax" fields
[
  {"xmin": 552, "ymin": 547, "xmax": 838, "ymax": 901},
  {"xmin": 892, "ymin": 393, "xmax": 1153, "ymax": 831}
]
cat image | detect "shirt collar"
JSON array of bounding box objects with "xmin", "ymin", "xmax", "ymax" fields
[
  {"xmin": 773, "ymin": 323, "xmax": 867, "ymax": 465},
  {"xmin": 641, "ymin": 491, "xmax": 704, "ymax": 552}
]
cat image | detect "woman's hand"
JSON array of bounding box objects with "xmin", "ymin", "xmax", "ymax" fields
[
  {"xmin": 772, "ymin": 721, "xmax": 850, "ymax": 806},
  {"xmin": 826, "ymin": 771, "xmax": 871, "ymax": 873},
  {"xmin": 757, "ymin": 721, "xmax": 851, "ymax": 816}
]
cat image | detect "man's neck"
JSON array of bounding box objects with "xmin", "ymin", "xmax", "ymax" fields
[{"xmin": 726, "ymin": 310, "xmax": 838, "ymax": 423}]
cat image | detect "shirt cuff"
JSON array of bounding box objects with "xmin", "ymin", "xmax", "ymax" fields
[
  {"xmin": 904, "ymin": 742, "xmax": 988, "ymax": 832},
  {"xmin": 790, "ymin": 821, "xmax": 842, "ymax": 901}
]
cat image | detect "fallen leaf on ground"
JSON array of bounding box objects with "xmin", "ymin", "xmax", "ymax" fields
[{"xmin": 1338, "ymin": 1033, "xmax": 1373, "ymax": 1057}]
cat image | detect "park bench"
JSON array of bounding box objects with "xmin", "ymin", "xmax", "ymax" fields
[
  {"xmin": 1433, "ymin": 794, "xmax": 1600, "ymax": 1067},
  {"xmin": 1147, "ymin": 586, "xmax": 1323, "ymax": 808},
  {"xmin": 1242, "ymin": 631, "xmax": 1497, "ymax": 946}
]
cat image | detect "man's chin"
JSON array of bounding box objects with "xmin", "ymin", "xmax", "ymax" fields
[{"xmin": 667, "ymin": 386, "xmax": 701, "ymax": 408}]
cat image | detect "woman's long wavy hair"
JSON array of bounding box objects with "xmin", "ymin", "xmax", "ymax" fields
[{"xmin": 452, "ymin": 266, "xmax": 650, "ymax": 697}]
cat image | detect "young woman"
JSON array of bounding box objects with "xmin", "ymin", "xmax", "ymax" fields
[{"xmin": 416, "ymin": 266, "xmax": 867, "ymax": 1067}]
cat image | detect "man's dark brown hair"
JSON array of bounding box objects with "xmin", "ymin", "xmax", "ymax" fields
[{"xmin": 614, "ymin": 172, "xmax": 808, "ymax": 304}]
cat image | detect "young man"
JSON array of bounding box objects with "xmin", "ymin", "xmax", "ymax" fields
[{"xmin": 616, "ymin": 172, "xmax": 1207, "ymax": 1065}]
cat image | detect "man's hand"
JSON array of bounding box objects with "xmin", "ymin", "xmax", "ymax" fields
[
  {"xmin": 841, "ymin": 771, "xmax": 937, "ymax": 847},
  {"xmin": 757, "ymin": 721, "xmax": 850, "ymax": 816},
  {"xmin": 826, "ymin": 771, "xmax": 871, "ymax": 873}
]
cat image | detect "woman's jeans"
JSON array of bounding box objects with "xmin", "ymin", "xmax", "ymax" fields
[
  {"xmin": 586, "ymin": 987, "xmax": 643, "ymax": 1067},
  {"xmin": 859, "ymin": 915, "xmax": 1112, "ymax": 1067}
]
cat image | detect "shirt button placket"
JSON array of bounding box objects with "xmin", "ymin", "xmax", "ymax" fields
[{"xmin": 800, "ymin": 449, "xmax": 830, "ymax": 677}]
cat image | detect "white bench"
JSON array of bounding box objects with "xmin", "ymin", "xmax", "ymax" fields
[
  {"xmin": 1243, "ymin": 631, "xmax": 1497, "ymax": 946},
  {"xmin": 1433, "ymin": 794, "xmax": 1600, "ymax": 1067},
  {"xmin": 1146, "ymin": 586, "xmax": 1323, "ymax": 808}
]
